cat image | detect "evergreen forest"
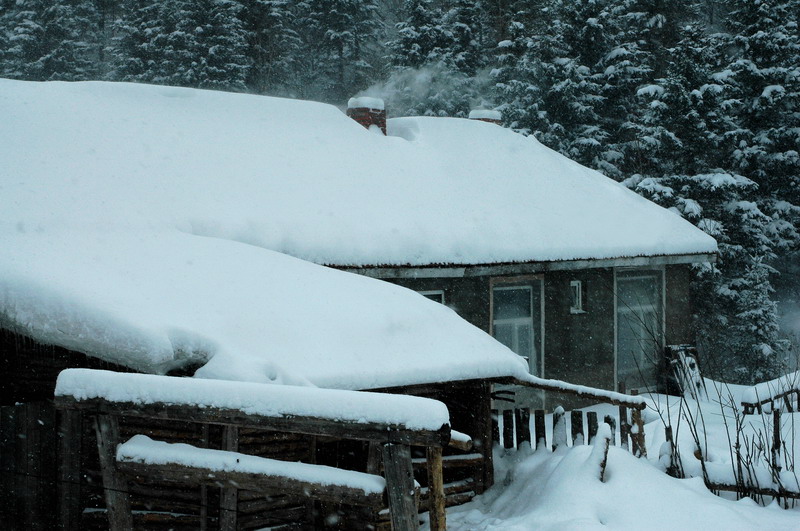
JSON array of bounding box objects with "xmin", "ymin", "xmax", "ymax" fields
[{"xmin": 1, "ymin": 0, "xmax": 798, "ymax": 383}]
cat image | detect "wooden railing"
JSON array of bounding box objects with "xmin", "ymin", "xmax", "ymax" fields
[
  {"xmin": 54, "ymin": 369, "xmax": 461, "ymax": 531},
  {"xmin": 492, "ymin": 376, "xmax": 647, "ymax": 457}
]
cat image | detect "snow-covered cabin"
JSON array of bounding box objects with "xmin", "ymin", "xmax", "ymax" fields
[{"xmin": 0, "ymin": 79, "xmax": 716, "ymax": 528}]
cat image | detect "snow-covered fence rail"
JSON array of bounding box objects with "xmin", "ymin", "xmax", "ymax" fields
[
  {"xmin": 493, "ymin": 376, "xmax": 647, "ymax": 457},
  {"xmin": 741, "ymin": 370, "xmax": 800, "ymax": 415},
  {"xmin": 54, "ymin": 369, "xmax": 456, "ymax": 531}
]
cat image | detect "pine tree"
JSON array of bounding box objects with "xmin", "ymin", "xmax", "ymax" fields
[
  {"xmin": 294, "ymin": 0, "xmax": 384, "ymax": 102},
  {"xmin": 113, "ymin": 0, "xmax": 249, "ymax": 91},
  {"xmin": 724, "ymin": 0, "xmax": 800, "ymax": 258},
  {"xmin": 1, "ymin": 0, "xmax": 100, "ymax": 81},
  {"xmin": 240, "ymin": 0, "xmax": 300, "ymax": 95}
]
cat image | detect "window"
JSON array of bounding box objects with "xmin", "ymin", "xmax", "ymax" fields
[
  {"xmin": 570, "ymin": 280, "xmax": 586, "ymax": 314},
  {"xmin": 491, "ymin": 279, "xmax": 543, "ymax": 376},
  {"xmin": 615, "ymin": 269, "xmax": 663, "ymax": 392},
  {"xmin": 418, "ymin": 290, "xmax": 445, "ymax": 304}
]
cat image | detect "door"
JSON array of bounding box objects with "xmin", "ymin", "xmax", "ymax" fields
[{"xmin": 616, "ymin": 269, "xmax": 663, "ymax": 392}]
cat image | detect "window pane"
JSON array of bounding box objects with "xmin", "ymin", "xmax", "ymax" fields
[
  {"xmin": 493, "ymin": 287, "xmax": 532, "ymax": 319},
  {"xmin": 493, "ymin": 284, "xmax": 542, "ymax": 376},
  {"xmin": 494, "ymin": 323, "xmax": 514, "ymax": 349}
]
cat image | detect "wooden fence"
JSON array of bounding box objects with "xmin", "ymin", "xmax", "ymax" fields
[{"xmin": 491, "ymin": 405, "xmax": 646, "ymax": 457}]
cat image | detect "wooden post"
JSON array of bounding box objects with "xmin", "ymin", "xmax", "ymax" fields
[
  {"xmin": 663, "ymin": 426, "xmax": 680, "ymax": 477},
  {"xmin": 502, "ymin": 410, "xmax": 514, "ymax": 449},
  {"xmin": 515, "ymin": 408, "xmax": 531, "ymax": 448},
  {"xmin": 426, "ymin": 447, "xmax": 446, "ymax": 531},
  {"xmin": 57, "ymin": 410, "xmax": 82, "ymax": 530},
  {"xmin": 93, "ymin": 415, "xmax": 132, "ymax": 531},
  {"xmin": 491, "ymin": 410, "xmax": 500, "ymax": 445},
  {"xmin": 604, "ymin": 415, "xmax": 616, "ymax": 446},
  {"xmin": 552, "ymin": 407, "xmax": 567, "ymax": 450},
  {"xmin": 586, "ymin": 411, "xmax": 598, "ymax": 444},
  {"xmin": 772, "ymin": 409, "xmax": 782, "ymax": 484},
  {"xmin": 199, "ymin": 424, "xmax": 210, "ymax": 531},
  {"xmin": 220, "ymin": 425, "xmax": 239, "ymax": 531},
  {"xmin": 630, "ymin": 407, "xmax": 647, "ymax": 458},
  {"xmin": 383, "ymin": 443, "xmax": 418, "ymax": 531},
  {"xmin": 533, "ymin": 410, "xmax": 546, "ymax": 449},
  {"xmin": 618, "ymin": 405, "xmax": 630, "ymax": 451},
  {"xmin": 571, "ymin": 410, "xmax": 584, "ymax": 445}
]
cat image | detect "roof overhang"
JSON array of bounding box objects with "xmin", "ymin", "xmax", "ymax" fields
[{"xmin": 336, "ymin": 252, "xmax": 717, "ymax": 280}]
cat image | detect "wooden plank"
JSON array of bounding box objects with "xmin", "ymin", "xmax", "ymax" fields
[
  {"xmin": 514, "ymin": 409, "xmax": 531, "ymax": 448},
  {"xmin": 491, "ymin": 410, "xmax": 499, "ymax": 445},
  {"xmin": 477, "ymin": 381, "xmax": 493, "ymax": 492},
  {"xmin": 0, "ymin": 406, "xmax": 16, "ymax": 524},
  {"xmin": 382, "ymin": 443, "xmax": 417, "ymax": 531},
  {"xmin": 220, "ymin": 425, "xmax": 238, "ymax": 531},
  {"xmin": 618, "ymin": 405, "xmax": 630, "ymax": 451},
  {"xmin": 571, "ymin": 410, "xmax": 584, "ymax": 445},
  {"xmin": 533, "ymin": 409, "xmax": 546, "ymax": 449},
  {"xmin": 115, "ymin": 460, "xmax": 385, "ymax": 507},
  {"xmin": 502, "ymin": 410, "xmax": 514, "ymax": 449},
  {"xmin": 426, "ymin": 447, "xmax": 446, "ymax": 531},
  {"xmin": 552, "ymin": 407, "xmax": 567, "ymax": 450},
  {"xmin": 57, "ymin": 409, "xmax": 82, "ymax": 530},
  {"xmin": 56, "ymin": 396, "xmax": 450, "ymax": 447},
  {"xmin": 586, "ymin": 412, "xmax": 598, "ymax": 444},
  {"xmin": 494, "ymin": 377, "xmax": 647, "ymax": 409},
  {"xmin": 630, "ymin": 407, "xmax": 647, "ymax": 458},
  {"xmin": 94, "ymin": 415, "xmax": 133, "ymax": 531},
  {"xmin": 604, "ymin": 415, "xmax": 616, "ymax": 446},
  {"xmin": 772, "ymin": 410, "xmax": 782, "ymax": 483}
]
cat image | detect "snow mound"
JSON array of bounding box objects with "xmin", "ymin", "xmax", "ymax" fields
[{"xmin": 447, "ymin": 447, "xmax": 799, "ymax": 530}]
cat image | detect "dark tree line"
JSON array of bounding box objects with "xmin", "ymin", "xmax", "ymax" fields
[{"xmin": 1, "ymin": 0, "xmax": 798, "ymax": 382}]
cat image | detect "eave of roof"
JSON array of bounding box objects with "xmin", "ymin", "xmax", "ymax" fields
[{"xmin": 335, "ymin": 252, "xmax": 717, "ymax": 279}]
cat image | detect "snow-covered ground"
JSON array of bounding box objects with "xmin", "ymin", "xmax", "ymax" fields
[
  {"xmin": 444, "ymin": 445, "xmax": 798, "ymax": 530},
  {"xmin": 441, "ymin": 381, "xmax": 800, "ymax": 530}
]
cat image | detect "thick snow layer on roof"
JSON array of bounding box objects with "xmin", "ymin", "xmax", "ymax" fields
[
  {"xmin": 0, "ymin": 79, "xmax": 715, "ymax": 268},
  {"xmin": 118, "ymin": 435, "xmax": 387, "ymax": 495},
  {"xmin": 56, "ymin": 369, "xmax": 451, "ymax": 430},
  {"xmin": 0, "ymin": 228, "xmax": 529, "ymax": 385}
]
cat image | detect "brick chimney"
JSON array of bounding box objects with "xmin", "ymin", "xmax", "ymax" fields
[
  {"xmin": 469, "ymin": 109, "xmax": 502, "ymax": 125},
  {"xmin": 347, "ymin": 97, "xmax": 386, "ymax": 135}
]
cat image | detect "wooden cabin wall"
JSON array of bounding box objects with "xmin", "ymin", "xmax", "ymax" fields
[
  {"xmin": 543, "ymin": 268, "xmax": 616, "ymax": 392},
  {"xmin": 665, "ymin": 264, "xmax": 695, "ymax": 346},
  {"xmin": 389, "ymin": 276, "xmax": 491, "ymax": 333}
]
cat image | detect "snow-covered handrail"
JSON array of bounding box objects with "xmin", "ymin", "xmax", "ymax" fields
[
  {"xmin": 741, "ymin": 370, "xmax": 800, "ymax": 415},
  {"xmin": 55, "ymin": 369, "xmax": 452, "ymax": 446},
  {"xmin": 497, "ymin": 374, "xmax": 647, "ymax": 409}
]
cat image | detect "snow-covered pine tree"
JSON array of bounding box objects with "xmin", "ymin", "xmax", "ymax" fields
[
  {"xmin": 294, "ymin": 0, "xmax": 384, "ymax": 103},
  {"xmin": 1, "ymin": 0, "xmax": 100, "ymax": 81},
  {"xmin": 113, "ymin": 0, "xmax": 248, "ymax": 91},
  {"xmin": 385, "ymin": 0, "xmax": 491, "ymax": 117},
  {"xmin": 724, "ymin": 0, "xmax": 800, "ymax": 260},
  {"xmin": 240, "ymin": 0, "xmax": 300, "ymax": 95}
]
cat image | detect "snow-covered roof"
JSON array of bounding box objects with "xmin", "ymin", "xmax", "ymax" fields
[
  {"xmin": 0, "ymin": 79, "xmax": 716, "ymax": 269},
  {"xmin": 0, "ymin": 78, "xmax": 713, "ymax": 387}
]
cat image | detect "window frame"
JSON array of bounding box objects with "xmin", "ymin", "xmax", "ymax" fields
[
  {"xmin": 489, "ymin": 275, "xmax": 545, "ymax": 377},
  {"xmin": 417, "ymin": 289, "xmax": 445, "ymax": 304}
]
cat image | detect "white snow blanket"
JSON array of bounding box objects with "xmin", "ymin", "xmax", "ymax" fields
[
  {"xmin": 118, "ymin": 435, "xmax": 386, "ymax": 495},
  {"xmin": 0, "ymin": 78, "xmax": 712, "ymax": 386},
  {"xmin": 0, "ymin": 79, "xmax": 715, "ymax": 267},
  {"xmin": 56, "ymin": 369, "xmax": 450, "ymax": 431}
]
